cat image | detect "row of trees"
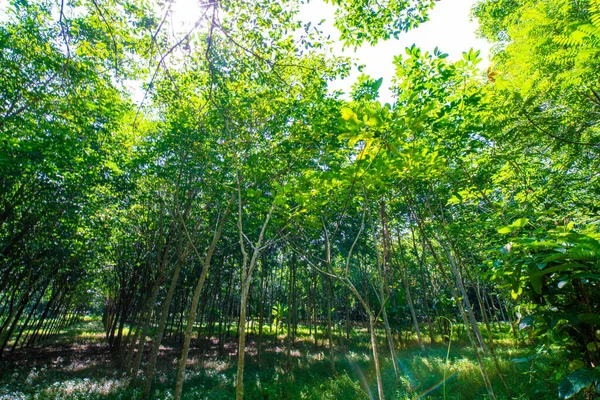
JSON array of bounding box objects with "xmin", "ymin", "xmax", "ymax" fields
[{"xmin": 1, "ymin": 0, "xmax": 599, "ymax": 398}]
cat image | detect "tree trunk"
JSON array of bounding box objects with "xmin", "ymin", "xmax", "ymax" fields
[
  {"xmin": 142, "ymin": 259, "xmax": 184, "ymax": 399},
  {"xmin": 369, "ymin": 314, "xmax": 385, "ymax": 400},
  {"xmin": 174, "ymin": 201, "xmax": 231, "ymax": 400},
  {"xmin": 409, "ymin": 200, "xmax": 496, "ymax": 400}
]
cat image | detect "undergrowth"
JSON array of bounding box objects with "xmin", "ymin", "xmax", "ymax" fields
[{"xmin": 0, "ymin": 319, "xmax": 564, "ymax": 399}]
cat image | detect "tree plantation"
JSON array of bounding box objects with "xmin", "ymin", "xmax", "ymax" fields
[{"xmin": 1, "ymin": 0, "xmax": 599, "ymax": 398}]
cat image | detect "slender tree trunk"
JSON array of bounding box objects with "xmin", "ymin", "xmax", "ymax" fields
[
  {"xmin": 257, "ymin": 252, "xmax": 266, "ymax": 365},
  {"xmin": 409, "ymin": 199, "xmax": 496, "ymax": 399},
  {"xmin": 326, "ymin": 274, "xmax": 335, "ymax": 374},
  {"xmin": 124, "ymin": 294, "xmax": 147, "ymax": 369},
  {"xmin": 344, "ymin": 280, "xmax": 385, "ymax": 400},
  {"xmin": 25, "ymin": 286, "xmax": 61, "ymax": 348},
  {"xmin": 174, "ymin": 201, "xmax": 231, "ymax": 400},
  {"xmin": 130, "ymin": 215, "xmax": 175, "ymax": 378},
  {"xmin": 311, "ymin": 271, "xmax": 317, "ymax": 347},
  {"xmin": 437, "ymin": 239, "xmax": 487, "ymax": 354},
  {"xmin": 236, "ymin": 278, "xmax": 250, "ymax": 400},
  {"xmin": 0, "ymin": 293, "xmax": 29, "ymax": 356},
  {"xmin": 403, "ymin": 272, "xmax": 425, "ymax": 351},
  {"xmin": 234, "ymin": 182, "xmax": 274, "ymax": 400},
  {"xmin": 369, "ymin": 314, "xmax": 385, "ymax": 400},
  {"xmin": 130, "ymin": 276, "xmax": 162, "ymax": 377},
  {"xmin": 11, "ymin": 282, "xmax": 48, "ymax": 353},
  {"xmin": 345, "ymin": 287, "xmax": 351, "ymax": 344},
  {"xmin": 142, "ymin": 254, "xmax": 184, "ymax": 399}
]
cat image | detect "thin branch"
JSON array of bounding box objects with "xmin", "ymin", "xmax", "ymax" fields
[
  {"xmin": 291, "ymin": 247, "xmax": 340, "ymax": 280},
  {"xmin": 212, "ymin": 19, "xmax": 323, "ymax": 73},
  {"xmin": 90, "ymin": 0, "xmax": 119, "ymax": 74},
  {"xmin": 523, "ymin": 112, "xmax": 600, "ymax": 147},
  {"xmin": 345, "ymin": 203, "xmax": 365, "ymax": 277},
  {"xmin": 59, "ymin": 0, "xmax": 71, "ymax": 59},
  {"xmin": 374, "ymin": 291, "xmax": 392, "ymax": 322},
  {"xmin": 133, "ymin": 14, "xmax": 207, "ymax": 126}
]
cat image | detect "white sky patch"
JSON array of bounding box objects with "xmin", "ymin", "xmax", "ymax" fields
[
  {"xmin": 171, "ymin": 0, "xmax": 492, "ymax": 103},
  {"xmin": 298, "ymin": 0, "xmax": 491, "ymax": 102}
]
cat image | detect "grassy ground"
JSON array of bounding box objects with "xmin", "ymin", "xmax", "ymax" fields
[{"xmin": 0, "ymin": 318, "xmax": 565, "ymax": 399}]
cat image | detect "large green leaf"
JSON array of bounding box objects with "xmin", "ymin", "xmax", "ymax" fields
[
  {"xmin": 528, "ymin": 265, "xmax": 543, "ymax": 294},
  {"xmin": 558, "ymin": 369, "xmax": 598, "ymax": 399}
]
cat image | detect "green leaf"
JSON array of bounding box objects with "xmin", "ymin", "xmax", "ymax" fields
[
  {"xmin": 512, "ymin": 218, "xmax": 529, "ymax": 228},
  {"xmin": 511, "ymin": 287, "xmax": 522, "ymax": 299},
  {"xmin": 587, "ymin": 342, "xmax": 600, "ymax": 352},
  {"xmin": 371, "ymin": 77, "xmax": 383, "ymax": 92},
  {"xmin": 341, "ymin": 108, "xmax": 356, "ymax": 121},
  {"xmin": 558, "ymin": 369, "xmax": 597, "ymax": 399},
  {"xmin": 498, "ymin": 225, "xmax": 512, "ymax": 234},
  {"xmin": 528, "ymin": 265, "xmax": 543, "ymax": 294},
  {"xmin": 539, "ymin": 262, "xmax": 586, "ymax": 276}
]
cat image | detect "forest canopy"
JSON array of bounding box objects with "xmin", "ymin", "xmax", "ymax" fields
[{"xmin": 0, "ymin": 0, "xmax": 599, "ymax": 399}]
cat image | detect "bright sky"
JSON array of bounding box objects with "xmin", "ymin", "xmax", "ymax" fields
[
  {"xmin": 168, "ymin": 0, "xmax": 491, "ymax": 102},
  {"xmin": 166, "ymin": 0, "xmax": 491, "ymax": 104},
  {"xmin": 296, "ymin": 0, "xmax": 491, "ymax": 102}
]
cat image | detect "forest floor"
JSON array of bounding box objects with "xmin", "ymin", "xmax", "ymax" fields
[{"xmin": 0, "ymin": 318, "xmax": 565, "ymax": 399}]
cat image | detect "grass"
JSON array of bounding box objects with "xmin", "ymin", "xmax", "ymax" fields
[{"xmin": 0, "ymin": 319, "xmax": 566, "ymax": 399}]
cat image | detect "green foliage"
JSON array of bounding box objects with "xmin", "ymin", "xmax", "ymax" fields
[
  {"xmin": 496, "ymin": 224, "xmax": 600, "ymax": 369},
  {"xmin": 271, "ymin": 302, "xmax": 288, "ymax": 330},
  {"xmin": 327, "ymin": 0, "xmax": 436, "ymax": 47},
  {"xmin": 559, "ymin": 368, "xmax": 600, "ymax": 399},
  {"xmin": 2, "ymin": 0, "xmax": 600, "ymax": 398}
]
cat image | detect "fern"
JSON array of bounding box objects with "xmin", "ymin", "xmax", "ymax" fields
[
  {"xmin": 553, "ymin": 0, "xmax": 600, "ymax": 48},
  {"xmin": 591, "ymin": 0, "xmax": 600, "ymax": 26}
]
